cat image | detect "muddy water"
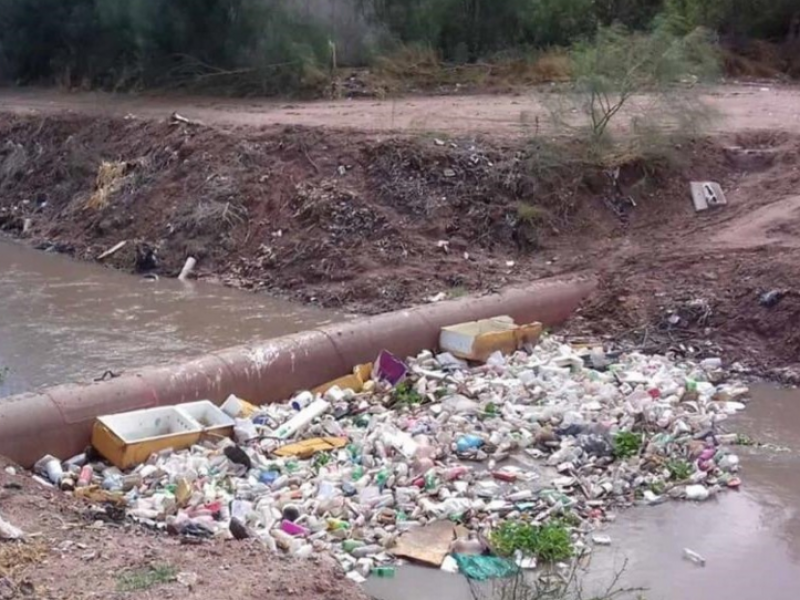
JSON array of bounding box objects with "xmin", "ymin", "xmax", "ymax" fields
[
  {"xmin": 0, "ymin": 239, "xmax": 341, "ymax": 397},
  {"xmin": 367, "ymin": 384, "xmax": 800, "ymax": 600}
]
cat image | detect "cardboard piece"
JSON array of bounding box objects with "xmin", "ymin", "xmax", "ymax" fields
[
  {"xmin": 272, "ymin": 437, "xmax": 349, "ymax": 459},
  {"xmin": 440, "ymin": 316, "xmax": 543, "ymax": 362},
  {"xmin": 313, "ymin": 363, "xmax": 373, "ymax": 395},
  {"xmin": 393, "ymin": 520, "xmax": 456, "ymax": 567}
]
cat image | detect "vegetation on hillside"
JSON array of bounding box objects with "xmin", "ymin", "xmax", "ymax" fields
[{"xmin": 0, "ymin": 0, "xmax": 796, "ymax": 94}]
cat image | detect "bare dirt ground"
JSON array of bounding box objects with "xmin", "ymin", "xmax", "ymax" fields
[
  {"xmin": 0, "ymin": 457, "xmax": 365, "ymax": 600},
  {"xmin": 0, "ymin": 84, "xmax": 798, "ymax": 135}
]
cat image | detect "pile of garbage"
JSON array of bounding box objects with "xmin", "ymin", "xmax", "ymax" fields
[{"xmin": 33, "ymin": 335, "xmax": 750, "ymax": 581}]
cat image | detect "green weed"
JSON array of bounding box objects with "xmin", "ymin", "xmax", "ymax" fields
[
  {"xmin": 393, "ymin": 381, "xmax": 424, "ymax": 406},
  {"xmin": 116, "ymin": 564, "xmax": 178, "ymax": 592},
  {"xmin": 666, "ymin": 459, "xmax": 692, "ymax": 481},
  {"xmin": 612, "ymin": 431, "xmax": 642, "ymax": 459},
  {"xmin": 491, "ymin": 521, "xmax": 573, "ymax": 562}
]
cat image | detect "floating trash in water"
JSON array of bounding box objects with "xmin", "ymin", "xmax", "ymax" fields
[{"xmin": 40, "ymin": 334, "xmax": 750, "ymax": 580}]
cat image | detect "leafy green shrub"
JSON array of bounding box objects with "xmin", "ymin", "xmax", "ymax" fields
[
  {"xmin": 566, "ymin": 23, "xmax": 719, "ymax": 142},
  {"xmin": 491, "ymin": 521, "xmax": 573, "ymax": 562}
]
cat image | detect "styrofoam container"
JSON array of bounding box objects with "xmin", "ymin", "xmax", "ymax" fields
[
  {"xmin": 177, "ymin": 400, "xmax": 235, "ymax": 438},
  {"xmin": 92, "ymin": 406, "xmax": 202, "ymax": 469}
]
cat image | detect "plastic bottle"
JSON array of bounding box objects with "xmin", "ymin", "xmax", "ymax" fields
[
  {"xmin": 685, "ymin": 485, "xmax": 710, "ymax": 501},
  {"xmin": 77, "ymin": 465, "xmax": 93, "ymax": 488},
  {"xmin": 456, "ymin": 435, "xmax": 484, "ymax": 453},
  {"xmin": 34, "ymin": 455, "xmax": 64, "ymax": 485},
  {"xmin": 274, "ymin": 400, "xmax": 331, "ymax": 439},
  {"xmin": 376, "ymin": 469, "xmax": 388, "ymax": 491},
  {"xmin": 683, "ymin": 548, "xmax": 706, "ymax": 566},
  {"xmin": 291, "ymin": 391, "xmax": 315, "ymax": 411},
  {"xmin": 351, "ymin": 544, "xmax": 383, "ymax": 558}
]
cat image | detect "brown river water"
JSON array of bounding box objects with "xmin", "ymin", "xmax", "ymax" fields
[
  {"xmin": 0, "ymin": 238, "xmax": 340, "ymax": 396},
  {"xmin": 2, "ymin": 238, "xmax": 799, "ymax": 600}
]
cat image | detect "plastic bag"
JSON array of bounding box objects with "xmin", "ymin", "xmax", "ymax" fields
[{"xmin": 452, "ymin": 554, "xmax": 518, "ymax": 581}]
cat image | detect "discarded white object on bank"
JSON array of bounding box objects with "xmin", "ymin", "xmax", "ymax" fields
[
  {"xmin": 178, "ymin": 256, "xmax": 197, "ymax": 281},
  {"xmin": 683, "ymin": 548, "xmax": 706, "ymax": 567},
  {"xmin": 691, "ymin": 181, "xmax": 727, "ymax": 212},
  {"xmin": 592, "ymin": 535, "xmax": 612, "ymax": 546},
  {"xmin": 0, "ymin": 514, "xmax": 24, "ymax": 540},
  {"xmin": 685, "ymin": 485, "xmax": 711, "ymax": 501},
  {"xmin": 273, "ymin": 399, "xmax": 331, "ymax": 439},
  {"xmin": 34, "ymin": 454, "xmax": 63, "ymax": 485},
  {"xmin": 96, "ymin": 240, "xmax": 127, "ymax": 261}
]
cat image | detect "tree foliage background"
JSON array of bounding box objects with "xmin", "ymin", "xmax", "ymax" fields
[{"xmin": 0, "ymin": 0, "xmax": 796, "ymax": 93}]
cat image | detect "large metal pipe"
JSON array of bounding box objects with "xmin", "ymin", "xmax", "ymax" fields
[{"xmin": 0, "ymin": 275, "xmax": 595, "ymax": 466}]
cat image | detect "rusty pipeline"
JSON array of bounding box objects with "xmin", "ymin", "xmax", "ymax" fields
[{"xmin": 0, "ymin": 275, "xmax": 595, "ymax": 466}]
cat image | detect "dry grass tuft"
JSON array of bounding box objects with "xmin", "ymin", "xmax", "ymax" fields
[
  {"xmin": 0, "ymin": 540, "xmax": 48, "ymax": 579},
  {"xmin": 85, "ymin": 160, "xmax": 131, "ymax": 210}
]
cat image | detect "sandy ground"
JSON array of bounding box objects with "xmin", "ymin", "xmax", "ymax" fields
[{"xmin": 0, "ymin": 84, "xmax": 798, "ymax": 135}]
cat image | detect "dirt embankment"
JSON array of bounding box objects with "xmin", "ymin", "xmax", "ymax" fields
[
  {"xmin": 1, "ymin": 113, "xmax": 799, "ymax": 375},
  {"xmin": 0, "ymin": 457, "xmax": 365, "ymax": 600}
]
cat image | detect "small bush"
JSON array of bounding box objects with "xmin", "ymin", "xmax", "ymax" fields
[
  {"xmin": 567, "ymin": 24, "xmax": 719, "ymax": 142},
  {"xmin": 491, "ymin": 521, "xmax": 573, "ymax": 562}
]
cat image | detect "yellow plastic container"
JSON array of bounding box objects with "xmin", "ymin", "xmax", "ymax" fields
[{"xmin": 92, "ymin": 406, "xmax": 202, "ymax": 470}]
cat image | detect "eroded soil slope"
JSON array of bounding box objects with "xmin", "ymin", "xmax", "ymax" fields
[{"xmin": 1, "ymin": 114, "xmax": 799, "ymax": 374}]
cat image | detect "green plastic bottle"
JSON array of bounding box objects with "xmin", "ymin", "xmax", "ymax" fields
[{"xmin": 373, "ymin": 567, "xmax": 396, "ymax": 578}]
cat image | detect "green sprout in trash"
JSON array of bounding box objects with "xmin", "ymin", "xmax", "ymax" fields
[
  {"xmin": 666, "ymin": 459, "xmax": 692, "ymax": 481},
  {"xmin": 483, "ymin": 402, "xmax": 499, "ymax": 418},
  {"xmin": 116, "ymin": 564, "xmax": 178, "ymax": 592},
  {"xmin": 490, "ymin": 520, "xmax": 573, "ymax": 563},
  {"xmin": 312, "ymin": 452, "xmax": 332, "ymax": 471},
  {"xmin": 393, "ymin": 381, "xmax": 424, "ymax": 406},
  {"xmin": 612, "ymin": 431, "xmax": 642, "ymax": 459}
]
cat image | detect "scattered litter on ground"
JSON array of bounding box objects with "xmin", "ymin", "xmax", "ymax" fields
[
  {"xmin": 760, "ymin": 289, "xmax": 787, "ymax": 308},
  {"xmin": 35, "ymin": 326, "xmax": 752, "ymax": 585}
]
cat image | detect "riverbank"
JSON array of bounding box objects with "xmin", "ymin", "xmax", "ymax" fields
[
  {"xmin": 1, "ymin": 103, "xmax": 799, "ymax": 376},
  {"xmin": 0, "ymin": 455, "xmax": 367, "ymax": 600}
]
